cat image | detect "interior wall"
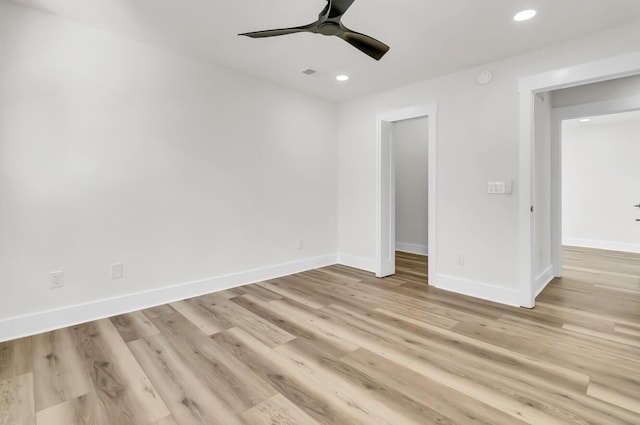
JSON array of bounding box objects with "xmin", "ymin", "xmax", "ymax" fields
[
  {"xmin": 552, "ymin": 74, "xmax": 640, "ymax": 108},
  {"xmin": 534, "ymin": 92, "xmax": 553, "ymax": 286},
  {"xmin": 394, "ymin": 117, "xmax": 428, "ymax": 254},
  {"xmin": 0, "ymin": 2, "xmax": 338, "ymax": 322},
  {"xmin": 562, "ymin": 113, "xmax": 640, "ymax": 252},
  {"xmin": 338, "ymin": 22, "xmax": 640, "ymax": 304}
]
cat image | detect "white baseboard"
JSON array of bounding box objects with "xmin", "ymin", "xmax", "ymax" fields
[
  {"xmin": 534, "ymin": 265, "xmax": 555, "ymax": 298},
  {"xmin": 563, "ymin": 238, "xmax": 640, "ymax": 254},
  {"xmin": 395, "ymin": 242, "xmax": 428, "ymax": 256},
  {"xmin": 336, "ymin": 253, "xmax": 376, "ymax": 273},
  {"xmin": 431, "ymin": 274, "xmax": 521, "ymax": 307},
  {"xmin": 0, "ymin": 254, "xmax": 337, "ymax": 343}
]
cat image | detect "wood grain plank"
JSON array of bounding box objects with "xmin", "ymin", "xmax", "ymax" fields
[
  {"xmin": 169, "ymin": 300, "xmax": 226, "ymax": 335},
  {"xmin": 128, "ymin": 335, "xmax": 244, "ymax": 425},
  {"xmin": 186, "ymin": 297, "xmax": 296, "ymax": 348},
  {"xmin": 232, "ymin": 294, "xmax": 360, "ymax": 357},
  {"xmin": 69, "ymin": 319, "xmax": 170, "ymax": 424},
  {"xmin": 36, "ymin": 392, "xmax": 109, "ymax": 425},
  {"xmin": 274, "ymin": 338, "xmax": 445, "ymax": 425},
  {"xmin": 341, "ymin": 348, "xmax": 526, "ymax": 425},
  {"xmin": 257, "ymin": 280, "xmax": 326, "ymax": 309},
  {"xmin": 587, "ymin": 382, "xmax": 640, "ymax": 415},
  {"xmin": 241, "ymin": 393, "xmax": 322, "ymax": 425},
  {"xmin": 374, "ymin": 306, "xmax": 591, "ymax": 391},
  {"xmin": 110, "ymin": 311, "xmax": 160, "ymax": 343},
  {"xmin": 0, "ymin": 337, "xmax": 32, "ymax": 381},
  {"xmin": 614, "ymin": 324, "xmax": 640, "ymax": 337},
  {"xmin": 321, "ymin": 304, "xmax": 636, "ymax": 425},
  {"xmin": 0, "ymin": 373, "xmax": 35, "ymax": 425},
  {"xmin": 150, "ymin": 312, "xmax": 277, "ymax": 412},
  {"xmin": 240, "ymin": 284, "xmax": 283, "ymax": 302},
  {"xmin": 562, "ymin": 323, "xmax": 640, "ymax": 348},
  {"xmin": 375, "ymin": 305, "xmax": 458, "ymax": 329},
  {"xmin": 36, "ymin": 394, "xmax": 180, "ymax": 425},
  {"xmin": 212, "ymin": 327, "xmax": 384, "ymax": 425},
  {"xmin": 152, "ymin": 416, "xmax": 180, "ymax": 425},
  {"xmin": 142, "ymin": 304, "xmax": 177, "ymax": 320},
  {"xmin": 32, "ymin": 328, "xmax": 92, "ymax": 411}
]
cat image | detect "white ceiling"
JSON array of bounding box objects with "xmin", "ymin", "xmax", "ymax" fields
[{"xmin": 10, "ymin": 0, "xmax": 640, "ymax": 101}]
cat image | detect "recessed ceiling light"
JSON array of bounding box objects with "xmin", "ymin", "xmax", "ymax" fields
[
  {"xmin": 579, "ymin": 118, "xmax": 592, "ymax": 123},
  {"xmin": 336, "ymin": 75, "xmax": 349, "ymax": 82},
  {"xmin": 514, "ymin": 9, "xmax": 537, "ymax": 22}
]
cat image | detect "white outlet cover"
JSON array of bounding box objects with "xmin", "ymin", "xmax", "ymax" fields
[
  {"xmin": 50, "ymin": 271, "xmax": 64, "ymax": 289},
  {"xmin": 111, "ymin": 263, "xmax": 124, "ymax": 279},
  {"xmin": 477, "ymin": 70, "xmax": 493, "ymax": 85}
]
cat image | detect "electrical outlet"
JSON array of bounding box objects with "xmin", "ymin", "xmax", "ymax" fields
[
  {"xmin": 50, "ymin": 271, "xmax": 64, "ymax": 289},
  {"xmin": 111, "ymin": 263, "xmax": 123, "ymax": 279},
  {"xmin": 456, "ymin": 254, "xmax": 465, "ymax": 266}
]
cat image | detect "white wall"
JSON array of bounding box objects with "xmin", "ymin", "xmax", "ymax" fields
[
  {"xmin": 552, "ymin": 74, "xmax": 640, "ymax": 108},
  {"xmin": 562, "ymin": 113, "xmax": 640, "ymax": 252},
  {"xmin": 338, "ymin": 22, "xmax": 640, "ymax": 305},
  {"xmin": 394, "ymin": 117, "xmax": 428, "ymax": 254},
  {"xmin": 0, "ymin": 2, "xmax": 338, "ymax": 330}
]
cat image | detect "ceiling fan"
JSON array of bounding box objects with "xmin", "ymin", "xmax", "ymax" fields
[{"xmin": 239, "ymin": 0, "xmax": 390, "ymax": 61}]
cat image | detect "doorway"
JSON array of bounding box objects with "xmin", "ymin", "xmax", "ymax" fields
[
  {"xmin": 520, "ymin": 52, "xmax": 640, "ymax": 308},
  {"xmin": 551, "ymin": 106, "xmax": 640, "ymax": 274},
  {"xmin": 376, "ymin": 103, "xmax": 437, "ymax": 285},
  {"xmin": 395, "ymin": 116, "xmax": 429, "ymax": 256}
]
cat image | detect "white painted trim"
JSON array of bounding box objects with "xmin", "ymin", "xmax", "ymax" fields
[
  {"xmin": 337, "ymin": 253, "xmax": 377, "ymax": 273},
  {"xmin": 563, "ymin": 238, "xmax": 640, "ymax": 254},
  {"xmin": 550, "ymin": 95, "xmax": 640, "ymax": 277},
  {"xmin": 376, "ymin": 103, "xmax": 437, "ymax": 287},
  {"xmin": 519, "ymin": 51, "xmax": 640, "ymax": 309},
  {"xmin": 534, "ymin": 266, "xmax": 555, "ymax": 298},
  {"xmin": 550, "ymin": 110, "xmax": 563, "ymax": 278},
  {"xmin": 376, "ymin": 120, "xmax": 395, "ymax": 277},
  {"xmin": 432, "ymin": 274, "xmax": 521, "ymax": 307},
  {"xmin": 396, "ymin": 242, "xmax": 429, "ymax": 256},
  {"xmin": 0, "ymin": 255, "xmax": 337, "ymax": 343}
]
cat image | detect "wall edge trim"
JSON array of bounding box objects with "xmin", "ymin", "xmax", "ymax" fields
[
  {"xmin": 432, "ymin": 274, "xmax": 521, "ymax": 307},
  {"xmin": 336, "ymin": 253, "xmax": 377, "ymax": 273},
  {"xmin": 0, "ymin": 254, "xmax": 337, "ymax": 343},
  {"xmin": 563, "ymin": 238, "xmax": 640, "ymax": 254},
  {"xmin": 395, "ymin": 242, "xmax": 429, "ymax": 256}
]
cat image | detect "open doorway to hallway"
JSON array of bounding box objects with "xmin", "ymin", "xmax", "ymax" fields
[
  {"xmin": 376, "ymin": 103, "xmax": 436, "ymax": 283},
  {"xmin": 394, "ymin": 116, "xmax": 429, "ymax": 283}
]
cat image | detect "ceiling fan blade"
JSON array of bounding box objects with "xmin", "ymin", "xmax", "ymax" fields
[
  {"xmin": 328, "ymin": 0, "xmax": 356, "ymax": 18},
  {"xmin": 239, "ymin": 24, "xmax": 315, "ymax": 38},
  {"xmin": 339, "ymin": 29, "xmax": 390, "ymax": 60}
]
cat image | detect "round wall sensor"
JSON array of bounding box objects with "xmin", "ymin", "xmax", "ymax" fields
[{"xmin": 477, "ymin": 71, "xmax": 493, "ymax": 85}]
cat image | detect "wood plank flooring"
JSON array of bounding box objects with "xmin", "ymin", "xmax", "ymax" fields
[{"xmin": 1, "ymin": 247, "xmax": 639, "ymax": 424}]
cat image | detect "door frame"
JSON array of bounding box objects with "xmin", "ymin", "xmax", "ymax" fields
[
  {"xmin": 519, "ymin": 51, "xmax": 640, "ymax": 308},
  {"xmin": 376, "ymin": 102, "xmax": 437, "ymax": 284}
]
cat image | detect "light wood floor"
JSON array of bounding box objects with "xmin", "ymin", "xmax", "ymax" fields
[{"xmin": 1, "ymin": 247, "xmax": 639, "ymax": 424}]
